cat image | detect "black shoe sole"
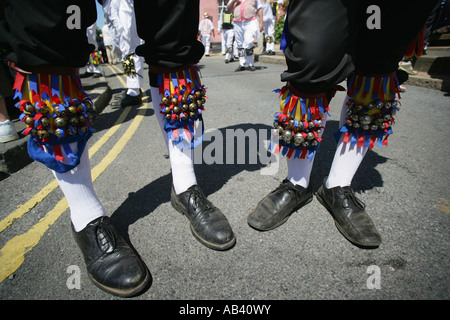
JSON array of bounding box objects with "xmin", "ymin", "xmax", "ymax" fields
[
  {"xmin": 248, "ymin": 195, "xmax": 313, "ymax": 231},
  {"xmin": 316, "ymin": 189, "xmax": 380, "ymax": 248},
  {"xmin": 171, "ymin": 190, "xmax": 236, "ymax": 251},
  {"xmin": 88, "ymin": 265, "xmax": 151, "ymax": 298}
]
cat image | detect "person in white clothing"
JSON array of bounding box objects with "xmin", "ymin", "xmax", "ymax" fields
[
  {"xmin": 227, "ymin": 0, "xmax": 263, "ymax": 71},
  {"xmin": 101, "ymin": 24, "xmax": 117, "ymax": 64},
  {"xmin": 218, "ymin": 2, "xmax": 235, "ymax": 63},
  {"xmin": 103, "ymin": 0, "xmax": 145, "ymax": 108},
  {"xmin": 85, "ymin": 23, "xmax": 102, "ymax": 78},
  {"xmin": 198, "ymin": 12, "xmax": 215, "ymax": 56},
  {"xmin": 260, "ymin": 0, "xmax": 279, "ymax": 55}
]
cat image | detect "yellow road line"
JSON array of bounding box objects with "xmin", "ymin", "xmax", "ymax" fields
[{"xmin": 0, "ymin": 104, "xmax": 148, "ymax": 283}]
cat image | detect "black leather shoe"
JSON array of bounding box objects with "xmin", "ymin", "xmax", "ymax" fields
[
  {"xmin": 72, "ymin": 216, "xmax": 151, "ymax": 297},
  {"xmin": 316, "ymin": 178, "xmax": 382, "ymax": 248},
  {"xmin": 171, "ymin": 185, "xmax": 236, "ymax": 250},
  {"xmin": 248, "ymin": 179, "xmax": 313, "ymax": 231},
  {"xmin": 111, "ymin": 92, "xmax": 142, "ymax": 108}
]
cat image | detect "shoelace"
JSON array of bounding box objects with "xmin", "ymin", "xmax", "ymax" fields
[
  {"xmin": 191, "ymin": 188, "xmax": 211, "ymax": 210},
  {"xmin": 95, "ymin": 221, "xmax": 116, "ymax": 254},
  {"xmin": 341, "ymin": 187, "xmax": 366, "ymax": 210},
  {"xmin": 273, "ymin": 180, "xmax": 297, "ymax": 197}
]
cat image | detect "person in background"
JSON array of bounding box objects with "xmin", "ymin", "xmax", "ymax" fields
[
  {"xmin": 228, "ymin": 0, "xmax": 264, "ymax": 71},
  {"xmin": 198, "ymin": 12, "xmax": 215, "ymax": 57}
]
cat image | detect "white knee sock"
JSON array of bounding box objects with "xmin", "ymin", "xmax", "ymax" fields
[
  {"xmin": 150, "ymin": 86, "xmax": 197, "ymax": 195},
  {"xmin": 326, "ymin": 134, "xmax": 368, "ymax": 189},
  {"xmin": 245, "ymin": 53, "xmax": 254, "ymax": 66},
  {"xmin": 287, "ymin": 156, "xmax": 315, "ymax": 188},
  {"xmin": 52, "ymin": 143, "xmax": 106, "ymax": 232},
  {"xmin": 287, "ymin": 117, "xmax": 327, "ymax": 188},
  {"xmin": 326, "ymin": 96, "xmax": 368, "ymax": 188}
]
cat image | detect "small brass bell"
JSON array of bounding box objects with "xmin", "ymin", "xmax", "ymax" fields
[
  {"xmin": 173, "ymin": 106, "xmax": 181, "ymax": 114},
  {"xmin": 40, "ymin": 117, "xmax": 50, "ymax": 127},
  {"xmin": 25, "ymin": 116, "xmax": 35, "ymax": 126},
  {"xmin": 306, "ymin": 132, "xmax": 315, "ymax": 141},
  {"xmin": 293, "ymin": 133, "xmax": 304, "ymax": 146},
  {"xmin": 359, "ymin": 115, "xmax": 372, "ymax": 125},
  {"xmin": 54, "ymin": 128, "xmax": 64, "ymax": 138},
  {"xmin": 24, "ymin": 103, "xmax": 35, "ymax": 113},
  {"xmin": 39, "ymin": 105, "xmax": 49, "ymax": 114},
  {"xmin": 37, "ymin": 130, "xmax": 49, "ymax": 139},
  {"xmin": 282, "ymin": 130, "xmax": 293, "ymax": 143},
  {"xmin": 375, "ymin": 101, "xmax": 383, "ymax": 109},
  {"xmin": 54, "ymin": 117, "xmax": 67, "ymax": 128},
  {"xmin": 171, "ymin": 97, "xmax": 178, "ymax": 105},
  {"xmin": 84, "ymin": 99, "xmax": 93, "ymax": 109},
  {"xmin": 189, "ymin": 103, "xmax": 197, "ymax": 112},
  {"xmin": 162, "ymin": 96, "xmax": 169, "ymax": 104},
  {"xmin": 53, "ymin": 106, "xmax": 61, "ymax": 115},
  {"xmin": 68, "ymin": 106, "xmax": 77, "ymax": 114}
]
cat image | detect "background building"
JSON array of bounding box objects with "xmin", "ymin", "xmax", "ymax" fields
[{"xmin": 199, "ymin": 0, "xmax": 226, "ymax": 43}]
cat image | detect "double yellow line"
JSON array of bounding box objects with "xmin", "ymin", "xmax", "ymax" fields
[{"xmin": 0, "ymin": 65, "xmax": 148, "ymax": 282}]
